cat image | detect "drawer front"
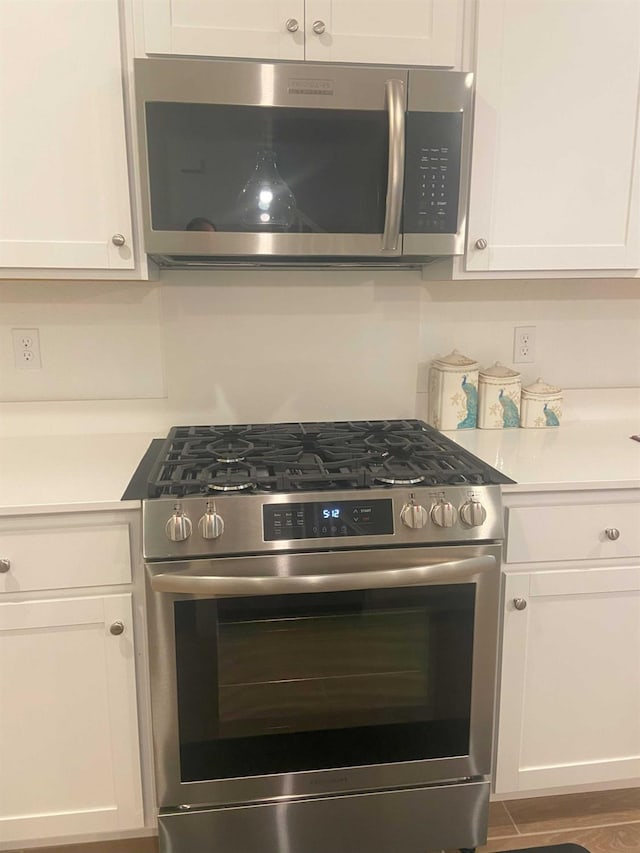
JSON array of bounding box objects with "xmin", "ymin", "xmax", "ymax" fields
[
  {"xmin": 0, "ymin": 523, "xmax": 131, "ymax": 593},
  {"xmin": 506, "ymin": 503, "xmax": 640, "ymax": 564}
]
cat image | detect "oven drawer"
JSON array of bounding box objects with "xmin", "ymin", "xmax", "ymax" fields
[
  {"xmin": 506, "ymin": 502, "xmax": 640, "ymax": 564},
  {"xmin": 159, "ymin": 780, "xmax": 490, "ymax": 853},
  {"xmin": 0, "ymin": 518, "xmax": 132, "ymax": 593}
]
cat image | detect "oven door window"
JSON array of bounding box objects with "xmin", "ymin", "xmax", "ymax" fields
[
  {"xmin": 145, "ymin": 103, "xmax": 388, "ymax": 235},
  {"xmin": 174, "ymin": 585, "xmax": 475, "ymax": 782}
]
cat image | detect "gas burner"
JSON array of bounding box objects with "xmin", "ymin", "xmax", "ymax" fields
[
  {"xmin": 207, "ymin": 481, "xmax": 255, "ymax": 492},
  {"xmin": 141, "ymin": 420, "xmax": 515, "ymax": 498},
  {"xmin": 375, "ymin": 475, "xmax": 426, "ymax": 486},
  {"xmin": 204, "ymin": 439, "xmax": 256, "ymax": 463}
]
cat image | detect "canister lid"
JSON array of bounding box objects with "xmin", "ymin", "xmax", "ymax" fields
[
  {"xmin": 432, "ymin": 349, "xmax": 479, "ymax": 371},
  {"xmin": 522, "ymin": 377, "xmax": 562, "ymax": 397},
  {"xmin": 479, "ymin": 361, "xmax": 521, "ymax": 379}
]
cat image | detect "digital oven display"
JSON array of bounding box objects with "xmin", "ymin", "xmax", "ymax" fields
[{"xmin": 263, "ymin": 499, "xmax": 394, "ymax": 541}]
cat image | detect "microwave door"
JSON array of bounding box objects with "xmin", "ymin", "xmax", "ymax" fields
[{"xmin": 137, "ymin": 60, "xmax": 409, "ymax": 261}]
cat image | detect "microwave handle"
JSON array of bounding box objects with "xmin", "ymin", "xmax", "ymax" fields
[
  {"xmin": 381, "ymin": 78, "xmax": 406, "ymax": 253},
  {"xmin": 150, "ymin": 555, "xmax": 495, "ymax": 597}
]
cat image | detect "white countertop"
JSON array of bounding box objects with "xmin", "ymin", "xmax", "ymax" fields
[
  {"xmin": 442, "ymin": 389, "xmax": 640, "ymax": 492},
  {"xmin": 444, "ymin": 417, "xmax": 640, "ymax": 492},
  {"xmin": 0, "ymin": 391, "xmax": 638, "ymax": 514},
  {"xmin": 0, "ymin": 432, "xmax": 160, "ymax": 515}
]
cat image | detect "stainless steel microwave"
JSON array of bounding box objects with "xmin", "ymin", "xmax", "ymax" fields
[{"xmin": 134, "ymin": 58, "xmax": 474, "ymax": 268}]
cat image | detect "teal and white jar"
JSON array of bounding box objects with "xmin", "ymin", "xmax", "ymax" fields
[
  {"xmin": 478, "ymin": 362, "xmax": 521, "ymax": 429},
  {"xmin": 427, "ymin": 350, "xmax": 479, "ymax": 431},
  {"xmin": 520, "ymin": 378, "xmax": 563, "ymax": 428}
]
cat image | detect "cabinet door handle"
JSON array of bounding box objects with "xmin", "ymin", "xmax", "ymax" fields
[
  {"xmin": 513, "ymin": 597, "xmax": 527, "ymax": 610},
  {"xmin": 285, "ymin": 18, "xmax": 299, "ymax": 32},
  {"xmin": 312, "ymin": 19, "xmax": 326, "ymax": 34},
  {"xmin": 111, "ymin": 233, "xmax": 126, "ymax": 247},
  {"xmin": 475, "ymin": 238, "xmax": 488, "ymax": 250},
  {"xmin": 605, "ymin": 527, "xmax": 620, "ymax": 541},
  {"xmin": 109, "ymin": 621, "xmax": 125, "ymax": 636},
  {"xmin": 0, "ymin": 559, "xmax": 10, "ymax": 573}
]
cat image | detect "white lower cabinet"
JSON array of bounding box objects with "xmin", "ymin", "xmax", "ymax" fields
[
  {"xmin": 0, "ymin": 594, "xmax": 144, "ymax": 845},
  {"xmin": 0, "ymin": 511, "xmax": 146, "ymax": 847},
  {"xmin": 495, "ymin": 491, "xmax": 640, "ymax": 794}
]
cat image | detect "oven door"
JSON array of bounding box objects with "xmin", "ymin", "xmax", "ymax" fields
[{"xmin": 145, "ymin": 544, "xmax": 500, "ymax": 809}]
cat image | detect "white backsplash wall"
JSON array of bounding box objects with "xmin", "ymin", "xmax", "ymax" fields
[
  {"xmin": 417, "ymin": 277, "xmax": 640, "ymax": 421},
  {"xmin": 158, "ymin": 269, "xmax": 422, "ymax": 424},
  {"xmin": 0, "ymin": 282, "xmax": 164, "ymax": 402},
  {"xmin": 0, "ymin": 273, "xmax": 638, "ymax": 438},
  {"xmin": 0, "ymin": 270, "xmax": 422, "ymax": 436}
]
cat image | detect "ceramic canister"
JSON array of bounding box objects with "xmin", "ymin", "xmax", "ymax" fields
[
  {"xmin": 427, "ymin": 350, "xmax": 480, "ymax": 431},
  {"xmin": 477, "ymin": 362, "xmax": 521, "ymax": 429},
  {"xmin": 520, "ymin": 378, "xmax": 563, "ymax": 428}
]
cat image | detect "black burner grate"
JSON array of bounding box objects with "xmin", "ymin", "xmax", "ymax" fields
[{"xmin": 145, "ymin": 420, "xmax": 514, "ymax": 498}]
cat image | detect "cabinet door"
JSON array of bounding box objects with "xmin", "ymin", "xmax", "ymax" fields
[
  {"xmin": 304, "ymin": 0, "xmax": 462, "ymax": 65},
  {"xmin": 0, "ymin": 0, "xmax": 134, "ymax": 270},
  {"xmin": 0, "ymin": 595, "xmax": 143, "ymax": 844},
  {"xmin": 467, "ymin": 0, "xmax": 640, "ymax": 271},
  {"xmin": 142, "ymin": 0, "xmax": 305, "ymax": 60},
  {"xmin": 495, "ymin": 568, "xmax": 640, "ymax": 794}
]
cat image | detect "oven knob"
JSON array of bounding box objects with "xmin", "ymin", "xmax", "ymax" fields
[
  {"xmin": 199, "ymin": 509, "xmax": 224, "ymax": 540},
  {"xmin": 400, "ymin": 502, "xmax": 428, "ymax": 529},
  {"xmin": 460, "ymin": 499, "xmax": 487, "ymax": 528},
  {"xmin": 430, "ymin": 500, "xmax": 456, "ymax": 528},
  {"xmin": 165, "ymin": 509, "xmax": 192, "ymax": 542}
]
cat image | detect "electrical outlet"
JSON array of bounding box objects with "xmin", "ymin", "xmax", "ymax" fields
[
  {"xmin": 513, "ymin": 325, "xmax": 535, "ymax": 364},
  {"xmin": 12, "ymin": 327, "xmax": 42, "ymax": 369}
]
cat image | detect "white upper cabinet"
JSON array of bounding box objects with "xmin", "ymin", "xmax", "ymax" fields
[
  {"xmin": 0, "ymin": 0, "xmax": 135, "ymax": 272},
  {"xmin": 142, "ymin": 0, "xmax": 306, "ymax": 60},
  {"xmin": 303, "ymin": 0, "xmax": 463, "ymax": 66},
  {"xmin": 466, "ymin": 0, "xmax": 640, "ymax": 272},
  {"xmin": 138, "ymin": 0, "xmax": 464, "ymax": 66}
]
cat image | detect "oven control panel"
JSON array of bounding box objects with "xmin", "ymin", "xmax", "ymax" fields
[{"xmin": 263, "ymin": 499, "xmax": 394, "ymax": 541}]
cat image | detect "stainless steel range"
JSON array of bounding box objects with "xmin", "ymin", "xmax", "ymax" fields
[{"xmin": 136, "ymin": 420, "xmax": 512, "ymax": 853}]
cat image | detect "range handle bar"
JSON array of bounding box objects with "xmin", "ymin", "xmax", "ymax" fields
[{"xmin": 150, "ymin": 555, "xmax": 495, "ymax": 596}]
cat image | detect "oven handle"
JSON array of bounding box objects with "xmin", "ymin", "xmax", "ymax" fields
[
  {"xmin": 150, "ymin": 555, "xmax": 496, "ymax": 596},
  {"xmin": 381, "ymin": 78, "xmax": 406, "ymax": 253}
]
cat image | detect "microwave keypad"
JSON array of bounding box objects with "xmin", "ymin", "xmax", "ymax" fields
[
  {"xmin": 404, "ymin": 112, "xmax": 462, "ymax": 235},
  {"xmin": 419, "ymin": 147, "xmax": 450, "ymax": 231}
]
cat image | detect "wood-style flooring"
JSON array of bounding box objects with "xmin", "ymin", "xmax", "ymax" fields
[
  {"xmin": 7, "ymin": 787, "xmax": 640, "ymax": 853},
  {"xmin": 447, "ymin": 787, "xmax": 640, "ymax": 853}
]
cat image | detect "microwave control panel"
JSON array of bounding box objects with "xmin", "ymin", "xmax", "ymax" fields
[
  {"xmin": 263, "ymin": 499, "xmax": 394, "ymax": 541},
  {"xmin": 404, "ymin": 112, "xmax": 463, "ymax": 234}
]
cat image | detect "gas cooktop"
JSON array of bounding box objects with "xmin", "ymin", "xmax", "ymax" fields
[{"xmin": 138, "ymin": 419, "xmax": 513, "ymax": 499}]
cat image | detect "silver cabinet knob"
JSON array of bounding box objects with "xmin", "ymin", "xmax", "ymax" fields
[
  {"xmin": 430, "ymin": 501, "xmax": 456, "ymax": 528},
  {"xmin": 285, "ymin": 18, "xmax": 299, "ymax": 32},
  {"xmin": 111, "ymin": 233, "xmax": 126, "ymax": 246},
  {"xmin": 165, "ymin": 507, "xmax": 192, "ymax": 542},
  {"xmin": 605, "ymin": 527, "xmax": 620, "ymax": 540},
  {"xmin": 475, "ymin": 238, "xmax": 488, "ymax": 250},
  {"xmin": 0, "ymin": 559, "xmax": 10, "ymax": 573},
  {"xmin": 513, "ymin": 598, "xmax": 527, "ymax": 611},
  {"xmin": 459, "ymin": 499, "xmax": 487, "ymax": 528},
  {"xmin": 400, "ymin": 502, "xmax": 428, "ymax": 529},
  {"xmin": 199, "ymin": 505, "xmax": 225, "ymax": 540},
  {"xmin": 110, "ymin": 621, "xmax": 125, "ymax": 635},
  {"xmin": 312, "ymin": 19, "xmax": 326, "ymax": 34}
]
